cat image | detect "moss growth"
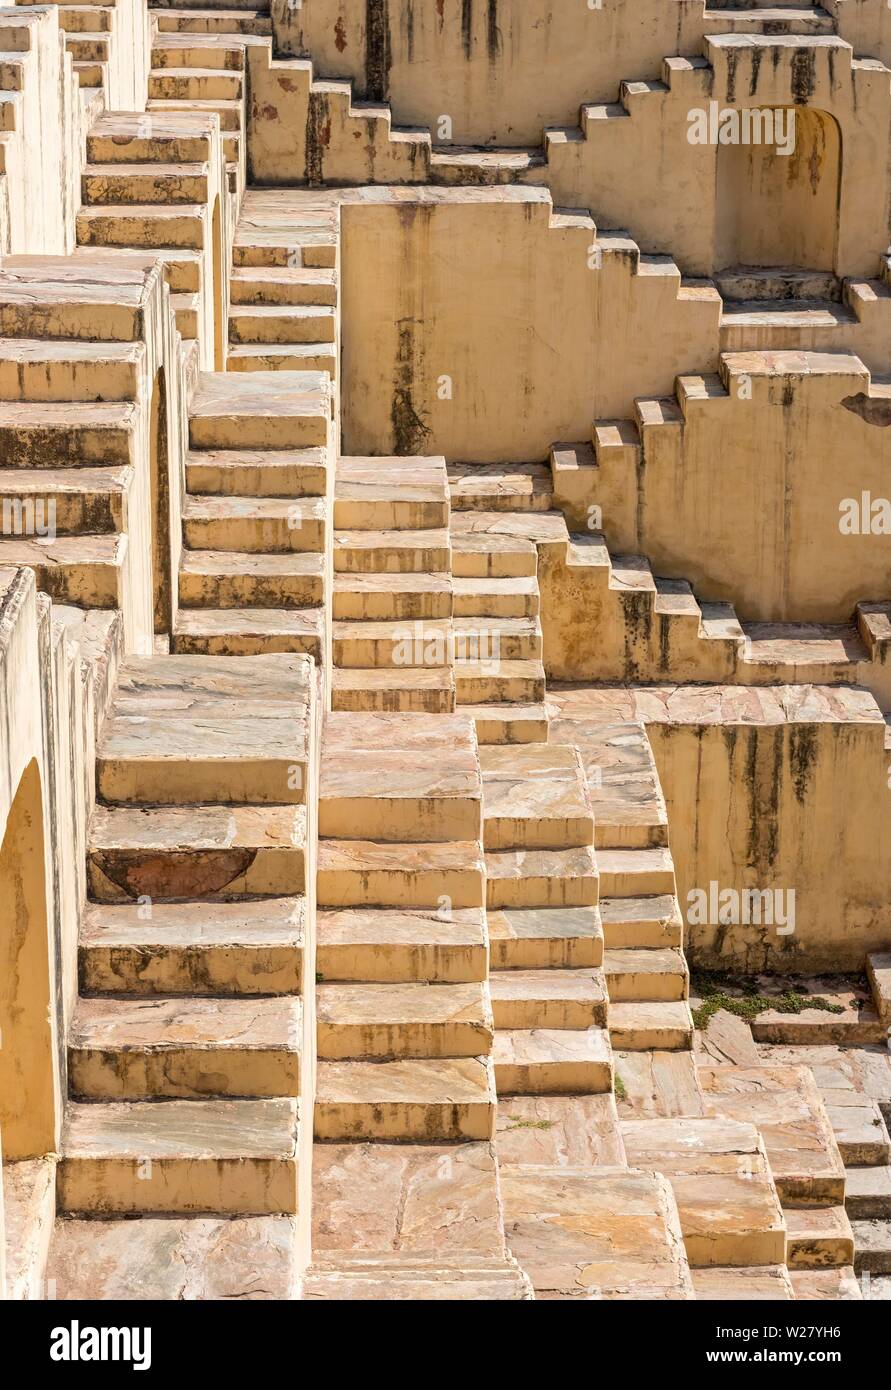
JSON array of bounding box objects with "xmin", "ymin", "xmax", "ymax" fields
[
  {"xmin": 503, "ymin": 1116, "xmax": 553, "ymax": 1132},
  {"xmin": 691, "ymin": 970, "xmax": 846, "ymax": 1032},
  {"xmin": 613, "ymin": 1073, "xmax": 628, "ymax": 1102}
]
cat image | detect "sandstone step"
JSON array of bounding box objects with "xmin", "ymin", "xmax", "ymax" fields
[
  {"xmin": 79, "ymin": 897, "xmax": 304, "ymax": 995},
  {"xmin": 489, "ymin": 968, "xmax": 608, "ymax": 1031},
  {"xmin": 485, "ymin": 845, "xmax": 599, "ymax": 910},
  {"xmin": 229, "ymin": 304, "xmax": 337, "ymax": 346},
  {"xmin": 597, "ymin": 848, "xmax": 676, "ymax": 897},
  {"xmin": 82, "ymin": 162, "xmax": 209, "ymax": 206},
  {"xmin": 691, "ymin": 1264, "xmax": 794, "ymax": 1300},
  {"xmin": 331, "ymin": 666, "xmax": 455, "ymax": 714},
  {"xmin": 608, "ymin": 1001, "xmax": 694, "ymax": 1051},
  {"xmin": 0, "ymin": 399, "xmax": 136, "ymax": 465},
  {"xmin": 784, "ymin": 1206, "xmax": 854, "ymax": 1270},
  {"xmin": 599, "ymin": 894, "xmax": 684, "ymax": 948},
  {"xmin": 154, "ymin": 9, "xmax": 272, "ymax": 35},
  {"xmin": 852, "ymin": 1218, "xmax": 891, "ymax": 1275},
  {"xmin": 318, "ymin": 838, "xmax": 484, "ymax": 910},
  {"xmin": 184, "ymin": 446, "xmax": 327, "ymax": 497},
  {"xmin": 451, "ymin": 575, "xmax": 539, "ymax": 618},
  {"xmin": 333, "ymin": 527, "xmax": 450, "ymax": 574},
  {"xmin": 229, "ymin": 266, "xmax": 337, "ymax": 307},
  {"xmin": 453, "ymin": 615, "xmax": 542, "ymax": 662},
  {"xmin": 151, "ymin": 35, "xmax": 247, "ymax": 70},
  {"xmin": 500, "ymin": 1165, "xmax": 694, "ymax": 1299},
  {"xmin": 0, "ymin": 338, "xmax": 144, "ymax": 401},
  {"xmin": 316, "ymin": 907, "xmax": 487, "ymax": 984},
  {"xmin": 480, "ymin": 743, "xmax": 593, "ymax": 850},
  {"xmin": 88, "ymin": 802, "xmax": 306, "ymax": 901},
  {"xmin": 172, "ymin": 606, "xmax": 324, "ymax": 658},
  {"xmin": 332, "ymin": 571, "xmax": 452, "ymax": 622},
  {"xmin": 321, "ymin": 710, "xmax": 476, "ymax": 756},
  {"xmin": 603, "ymin": 947, "xmax": 689, "ymax": 1002},
  {"xmin": 867, "ymin": 950, "xmax": 891, "ymax": 1026},
  {"xmin": 455, "ymin": 657, "xmax": 546, "ymax": 705},
  {"xmin": 179, "ymin": 549, "xmax": 325, "ymax": 609},
  {"xmin": 233, "ymin": 228, "xmax": 338, "ymax": 271},
  {"xmin": 148, "ymin": 67, "xmax": 243, "ymax": 101},
  {"xmin": 334, "ymin": 456, "xmax": 448, "ymax": 531},
  {"xmin": 68, "ymin": 995, "xmax": 301, "ymax": 1099},
  {"xmin": 462, "ymin": 702, "xmax": 550, "ymax": 745},
  {"xmin": 331, "ymin": 618, "xmax": 452, "ymax": 669},
  {"xmin": 78, "ymin": 244, "xmax": 203, "ymax": 294},
  {"xmin": 0, "ymin": 272, "xmax": 149, "ymax": 342},
  {"xmin": 0, "ymin": 533, "xmax": 126, "ymax": 607},
  {"xmin": 226, "ymin": 343, "xmax": 338, "ymax": 375},
  {"xmin": 788, "ymin": 1266, "xmax": 862, "ymax": 1301},
  {"xmin": 0, "ymin": 465, "xmax": 128, "ymax": 533},
  {"xmin": 314, "ymin": 1057, "xmax": 497, "ymax": 1141},
  {"xmin": 303, "ymin": 1254, "xmax": 531, "ymax": 1301},
  {"xmin": 97, "ymin": 702, "xmax": 308, "ymax": 806},
  {"xmin": 450, "ymin": 531, "xmax": 537, "ymax": 578},
  {"xmin": 700, "ymin": 1065, "xmax": 846, "ymax": 1207},
  {"xmin": 621, "ymin": 1117, "xmax": 787, "ymax": 1269},
  {"xmin": 488, "ymin": 906, "xmax": 603, "ymax": 970},
  {"xmin": 183, "ymin": 494, "xmax": 327, "ymax": 552},
  {"xmin": 826, "ymin": 1100, "xmax": 891, "ymax": 1166},
  {"xmin": 86, "ymin": 111, "xmax": 218, "ymax": 165},
  {"xmin": 319, "ymin": 749, "xmax": 480, "ymax": 843},
  {"xmin": 316, "ymin": 981, "xmax": 493, "ymax": 1060},
  {"xmin": 76, "ymin": 203, "xmax": 209, "ymax": 250},
  {"xmin": 189, "ymin": 371, "xmax": 331, "ymax": 450},
  {"xmin": 58, "ymin": 1097, "xmax": 299, "ymax": 1214},
  {"xmin": 448, "ymin": 462, "xmax": 553, "ymax": 512},
  {"xmin": 493, "ymin": 1027, "xmax": 612, "ymax": 1095},
  {"xmin": 845, "ymin": 1166, "xmax": 891, "ymax": 1220}
]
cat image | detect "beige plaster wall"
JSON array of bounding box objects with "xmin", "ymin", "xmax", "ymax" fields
[{"xmin": 340, "ymin": 187, "xmax": 719, "ymax": 462}]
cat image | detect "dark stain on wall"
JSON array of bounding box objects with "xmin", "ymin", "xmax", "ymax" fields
[
  {"xmin": 305, "ymin": 88, "xmax": 331, "ymax": 185},
  {"xmin": 392, "ymin": 319, "xmax": 433, "ymax": 455},
  {"xmin": 790, "ymin": 46, "xmax": 817, "ymax": 104},
  {"xmin": 365, "ymin": 0, "xmax": 392, "ymax": 102},
  {"xmin": 487, "ymin": 0, "xmax": 501, "ymax": 62},
  {"xmin": 462, "ymin": 0, "xmax": 473, "ymax": 60},
  {"xmin": 841, "ymin": 393, "xmax": 891, "ymax": 428},
  {"xmin": 788, "ymin": 724, "xmax": 818, "ymax": 807}
]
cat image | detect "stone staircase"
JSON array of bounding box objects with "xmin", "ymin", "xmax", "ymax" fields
[
  {"xmin": 227, "ymin": 190, "xmax": 339, "ymax": 376},
  {"xmin": 55, "ymin": 651, "xmax": 316, "ymax": 1259},
  {"xmin": 78, "ymin": 107, "xmax": 229, "ymax": 369},
  {"xmin": 173, "ymin": 368, "xmax": 332, "ymax": 660}
]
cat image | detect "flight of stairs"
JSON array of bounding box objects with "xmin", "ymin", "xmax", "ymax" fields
[{"xmin": 173, "ymin": 368, "xmax": 332, "ymax": 661}]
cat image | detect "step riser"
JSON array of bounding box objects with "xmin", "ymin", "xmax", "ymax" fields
[
  {"xmin": 88, "ymin": 847, "xmax": 305, "ymax": 902},
  {"xmin": 598, "ymin": 869, "xmax": 676, "ymax": 897},
  {"xmin": 82, "ymin": 173, "xmax": 209, "ymax": 206},
  {"xmin": 334, "ymin": 546, "xmax": 450, "ymax": 575},
  {"xmin": 96, "ymin": 757, "xmax": 306, "ymax": 807},
  {"xmin": 457, "ymin": 674, "xmax": 546, "ymax": 704},
  {"xmin": 318, "ymin": 867, "xmax": 483, "ymax": 911},
  {"xmin": 314, "ymin": 1101, "xmax": 495, "ymax": 1143},
  {"xmin": 179, "ymin": 571, "xmax": 325, "ymax": 609},
  {"xmin": 0, "ymin": 359, "xmax": 141, "ymax": 403},
  {"xmin": 608, "ymin": 1022, "xmax": 692, "ymax": 1051},
  {"xmin": 0, "ymin": 305, "xmax": 140, "ymax": 342},
  {"xmin": 319, "ymin": 798, "xmax": 481, "ymax": 844},
  {"xmin": 472, "ymin": 711, "xmax": 550, "ymax": 744},
  {"xmin": 333, "ymin": 501, "xmax": 447, "ymax": 532},
  {"xmin": 605, "ymin": 972, "xmax": 688, "ymax": 1003},
  {"xmin": 227, "ymin": 348, "xmax": 338, "ymax": 376},
  {"xmin": 77, "ymin": 212, "xmax": 207, "ymax": 251},
  {"xmin": 183, "ymin": 516, "xmax": 326, "ymax": 553},
  {"xmin": 492, "ymin": 1000, "xmax": 608, "ymax": 1030},
  {"xmin": 331, "ymin": 686, "xmax": 455, "ymax": 715},
  {"xmin": 451, "ymin": 552, "xmax": 537, "ymax": 580},
  {"xmin": 484, "ymin": 817, "xmax": 594, "ymax": 852},
  {"xmin": 317, "ymin": 1020, "xmax": 493, "ymax": 1061},
  {"xmin": 172, "ymin": 629, "xmax": 322, "ymax": 661},
  {"xmin": 0, "ymin": 489, "xmax": 122, "ymax": 534},
  {"xmin": 487, "ymin": 879, "xmax": 598, "ymax": 912},
  {"xmin": 316, "ymin": 942, "xmax": 486, "ymax": 985},
  {"xmin": 229, "ymin": 281, "xmax": 336, "ymax": 308},
  {"xmin": 493, "ymin": 1058, "xmax": 612, "ymax": 1095},
  {"xmin": 58, "ymin": 1157, "xmax": 298, "ymax": 1216},
  {"xmin": 453, "ymin": 593, "xmax": 539, "ymax": 619},
  {"xmin": 190, "ymin": 416, "xmax": 328, "ymax": 451},
  {"xmin": 184, "ymin": 462, "xmax": 327, "ymax": 498},
  {"xmin": 0, "ymin": 554, "xmax": 123, "ymax": 608},
  {"xmin": 148, "ymin": 73, "xmax": 243, "ymax": 101},
  {"xmin": 332, "ymin": 589, "xmax": 451, "ymax": 622},
  {"xmin": 0, "ymin": 426, "xmax": 133, "ymax": 468},
  {"xmin": 229, "ymin": 312, "xmax": 336, "ymax": 345},
  {"xmin": 79, "ymin": 942, "xmax": 302, "ymax": 996},
  {"xmin": 69, "ymin": 1047, "xmax": 300, "ymax": 1100},
  {"xmin": 87, "ymin": 135, "xmax": 211, "ymax": 165}
]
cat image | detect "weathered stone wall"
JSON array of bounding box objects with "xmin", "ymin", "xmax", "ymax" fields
[{"xmin": 339, "ymin": 186, "xmax": 719, "ymax": 461}]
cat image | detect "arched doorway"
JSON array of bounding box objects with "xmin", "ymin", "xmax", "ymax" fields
[
  {"xmin": 0, "ymin": 760, "xmax": 58, "ymax": 1160},
  {"xmin": 715, "ymin": 107, "xmax": 842, "ymax": 273}
]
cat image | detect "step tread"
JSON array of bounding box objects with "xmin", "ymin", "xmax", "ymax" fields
[
  {"xmin": 70, "ymin": 994, "xmax": 301, "ymax": 1051},
  {"xmin": 62, "ymin": 1096, "xmax": 298, "ymax": 1158}
]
